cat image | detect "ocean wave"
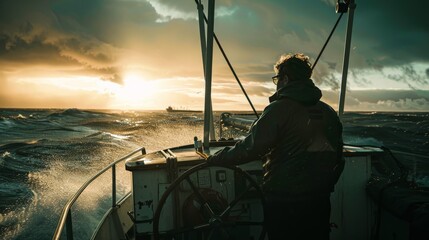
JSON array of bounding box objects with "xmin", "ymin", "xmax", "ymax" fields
[
  {"xmin": 84, "ymin": 131, "xmax": 130, "ymax": 140},
  {"xmin": 0, "ymin": 181, "xmax": 34, "ymax": 212},
  {"xmin": 47, "ymin": 108, "xmax": 108, "ymax": 120},
  {"xmin": 47, "ymin": 108, "xmax": 85, "ymax": 117},
  {"xmin": 82, "ymin": 119, "xmax": 129, "ymax": 129},
  {"xmin": 0, "ymin": 110, "xmax": 428, "ymax": 239},
  {"xmin": 0, "ymin": 117, "xmax": 19, "ymax": 128},
  {"xmin": 343, "ymin": 136, "xmax": 384, "ymax": 147},
  {"xmin": 0, "ymin": 141, "xmax": 39, "ymax": 152},
  {"xmin": 0, "ymin": 150, "xmax": 45, "ymax": 180},
  {"xmin": 0, "ymin": 186, "xmax": 43, "ymax": 240}
]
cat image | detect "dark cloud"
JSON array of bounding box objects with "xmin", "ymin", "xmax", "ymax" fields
[
  {"xmin": 229, "ymin": 0, "xmax": 429, "ymax": 87},
  {"xmin": 312, "ymin": 63, "xmax": 340, "ymax": 90},
  {"xmin": 354, "ymin": 1, "xmax": 429, "ymax": 65},
  {"xmin": 0, "ymin": 0, "xmax": 153, "ymax": 84},
  {"xmin": 349, "ymin": 90, "xmax": 429, "ymax": 103},
  {"xmin": 0, "ymin": 32, "xmax": 122, "ymax": 83},
  {"xmin": 383, "ymin": 65, "xmax": 428, "ymax": 89},
  {"xmin": 326, "ymin": 61, "xmax": 337, "ymax": 70},
  {"xmin": 365, "ymin": 58, "xmax": 384, "ymax": 71},
  {"xmin": 350, "ymin": 69, "xmax": 371, "ymax": 86},
  {"xmin": 50, "ymin": 0, "xmax": 159, "ymax": 46},
  {"xmin": 321, "ymin": 89, "xmax": 429, "ymax": 111},
  {"xmin": 0, "ymin": 33, "xmax": 69, "ymax": 65},
  {"xmin": 323, "ymin": 0, "xmax": 429, "ymax": 92}
]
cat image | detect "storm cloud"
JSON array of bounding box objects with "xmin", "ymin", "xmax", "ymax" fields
[
  {"xmin": 0, "ymin": 0, "xmax": 156, "ymax": 84},
  {"xmin": 0, "ymin": 0, "xmax": 428, "ymax": 110}
]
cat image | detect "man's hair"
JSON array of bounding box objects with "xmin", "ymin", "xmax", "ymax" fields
[{"xmin": 274, "ymin": 53, "xmax": 312, "ymax": 81}]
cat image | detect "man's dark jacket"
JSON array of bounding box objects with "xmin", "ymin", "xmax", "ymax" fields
[{"xmin": 212, "ymin": 79, "xmax": 344, "ymax": 195}]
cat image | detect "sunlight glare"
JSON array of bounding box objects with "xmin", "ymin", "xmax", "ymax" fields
[{"xmin": 113, "ymin": 72, "xmax": 159, "ymax": 109}]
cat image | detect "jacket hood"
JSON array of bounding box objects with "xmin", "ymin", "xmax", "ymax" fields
[{"xmin": 269, "ymin": 79, "xmax": 322, "ymax": 105}]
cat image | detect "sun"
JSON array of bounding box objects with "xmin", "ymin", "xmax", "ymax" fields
[
  {"xmin": 112, "ymin": 72, "xmax": 159, "ymax": 109},
  {"xmin": 122, "ymin": 72, "xmax": 156, "ymax": 96}
]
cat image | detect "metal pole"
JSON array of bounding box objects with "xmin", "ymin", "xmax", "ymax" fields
[
  {"xmin": 197, "ymin": 0, "xmax": 216, "ymax": 141},
  {"xmin": 66, "ymin": 209, "xmax": 73, "ymax": 240},
  {"xmin": 203, "ymin": 0, "xmax": 215, "ymax": 151},
  {"xmin": 112, "ymin": 164, "xmax": 116, "ymax": 207},
  {"xmin": 197, "ymin": 0, "xmax": 206, "ymax": 76},
  {"xmin": 209, "ymin": 102, "xmax": 216, "ymax": 141},
  {"xmin": 338, "ymin": 0, "xmax": 356, "ymax": 117}
]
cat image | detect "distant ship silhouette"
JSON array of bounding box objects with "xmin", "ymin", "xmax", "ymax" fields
[{"xmin": 165, "ymin": 106, "xmax": 202, "ymax": 113}]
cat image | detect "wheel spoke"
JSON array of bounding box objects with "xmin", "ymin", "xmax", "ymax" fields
[
  {"xmin": 193, "ymin": 223, "xmax": 212, "ymax": 231},
  {"xmin": 185, "ymin": 176, "xmax": 216, "ymax": 217},
  {"xmin": 166, "ymin": 223, "xmax": 212, "ymax": 236},
  {"xmin": 220, "ymin": 184, "xmax": 253, "ymax": 218}
]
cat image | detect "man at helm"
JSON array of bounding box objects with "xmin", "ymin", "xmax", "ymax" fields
[{"xmin": 209, "ymin": 53, "xmax": 344, "ymax": 239}]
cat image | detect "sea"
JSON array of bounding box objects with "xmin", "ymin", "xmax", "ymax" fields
[{"xmin": 0, "ymin": 108, "xmax": 428, "ymax": 240}]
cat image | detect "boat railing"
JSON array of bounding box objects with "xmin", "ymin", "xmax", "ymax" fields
[
  {"xmin": 52, "ymin": 147, "xmax": 146, "ymax": 240},
  {"xmin": 391, "ymin": 150, "xmax": 429, "ymax": 160}
]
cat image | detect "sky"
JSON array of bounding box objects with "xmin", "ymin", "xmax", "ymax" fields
[{"xmin": 0, "ymin": 0, "xmax": 428, "ymax": 111}]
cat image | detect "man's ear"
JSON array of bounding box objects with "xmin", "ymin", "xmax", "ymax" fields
[{"xmin": 283, "ymin": 74, "xmax": 289, "ymax": 83}]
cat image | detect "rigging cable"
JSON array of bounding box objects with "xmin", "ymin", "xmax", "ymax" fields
[
  {"xmin": 312, "ymin": 12, "xmax": 344, "ymax": 70},
  {"xmin": 194, "ymin": 0, "xmax": 259, "ymax": 119},
  {"xmin": 194, "ymin": 1, "xmax": 348, "ymax": 118}
]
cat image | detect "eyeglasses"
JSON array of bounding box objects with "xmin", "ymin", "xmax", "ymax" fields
[{"xmin": 272, "ymin": 75, "xmax": 279, "ymax": 85}]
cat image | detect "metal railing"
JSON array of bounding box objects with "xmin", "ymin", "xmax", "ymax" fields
[
  {"xmin": 391, "ymin": 150, "xmax": 429, "ymax": 160},
  {"xmin": 52, "ymin": 147, "xmax": 146, "ymax": 240}
]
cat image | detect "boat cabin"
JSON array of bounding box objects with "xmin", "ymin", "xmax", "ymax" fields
[{"xmin": 87, "ymin": 138, "xmax": 426, "ymax": 240}]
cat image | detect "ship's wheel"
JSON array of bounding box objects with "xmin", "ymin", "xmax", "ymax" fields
[{"xmin": 153, "ymin": 162, "xmax": 266, "ymax": 240}]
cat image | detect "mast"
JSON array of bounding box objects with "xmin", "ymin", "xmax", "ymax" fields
[
  {"xmin": 338, "ymin": 0, "xmax": 356, "ymax": 117},
  {"xmin": 197, "ymin": 0, "xmax": 207, "ymax": 83},
  {"xmin": 197, "ymin": 1, "xmax": 216, "ymax": 142},
  {"xmin": 202, "ymin": 0, "xmax": 215, "ymax": 151}
]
